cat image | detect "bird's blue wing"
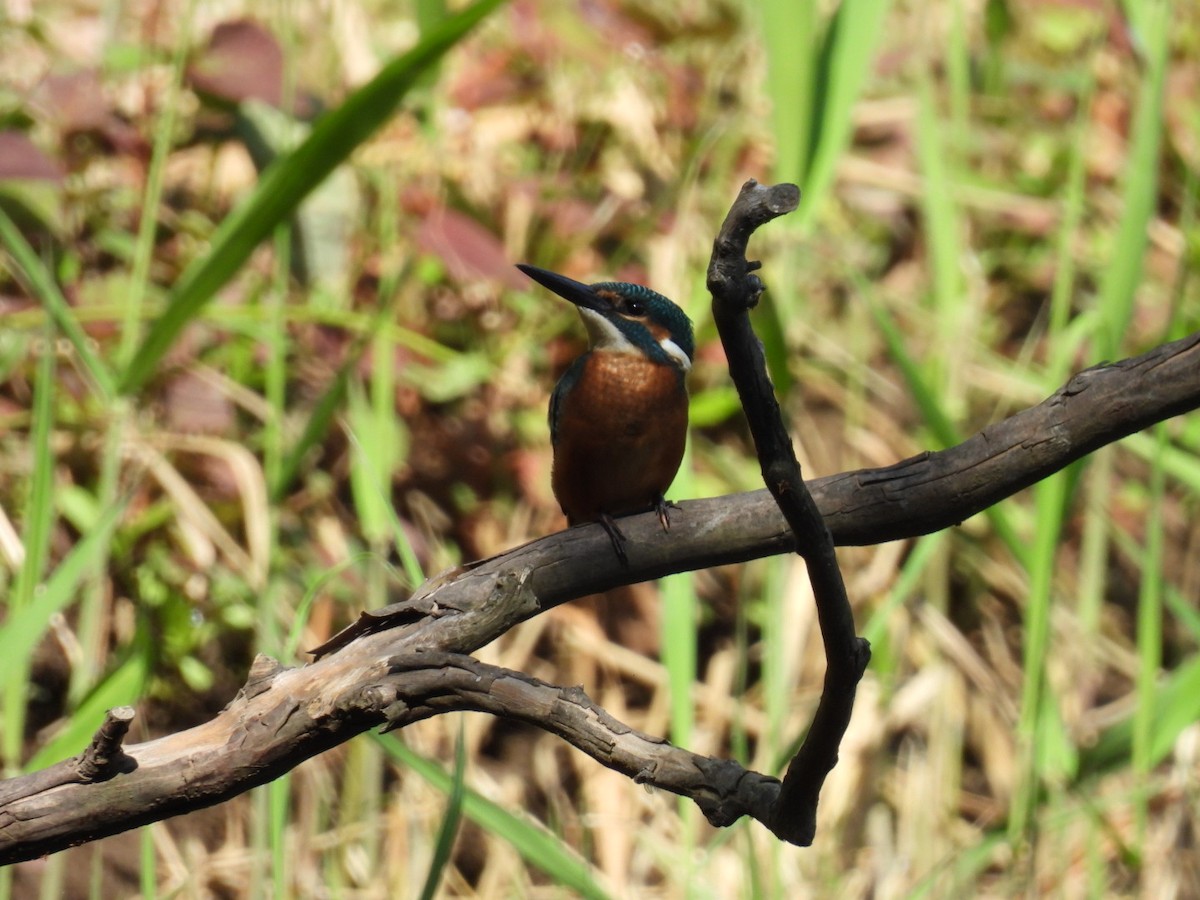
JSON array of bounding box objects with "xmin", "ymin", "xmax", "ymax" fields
[{"xmin": 549, "ymin": 354, "xmax": 588, "ymax": 447}]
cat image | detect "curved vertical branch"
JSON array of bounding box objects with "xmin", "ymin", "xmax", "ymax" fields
[{"xmin": 708, "ymin": 179, "xmax": 872, "ymax": 845}]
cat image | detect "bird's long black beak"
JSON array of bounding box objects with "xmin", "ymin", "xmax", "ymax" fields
[{"xmin": 516, "ymin": 264, "xmax": 606, "ymax": 314}]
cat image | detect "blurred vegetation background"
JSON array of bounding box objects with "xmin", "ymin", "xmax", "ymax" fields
[{"xmin": 1, "ymin": 0, "xmax": 1197, "ymax": 896}]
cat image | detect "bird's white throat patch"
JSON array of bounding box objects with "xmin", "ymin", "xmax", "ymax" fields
[{"xmin": 578, "ymin": 308, "xmax": 636, "ymax": 353}]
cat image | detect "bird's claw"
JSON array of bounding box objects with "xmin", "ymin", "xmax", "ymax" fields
[
  {"xmin": 598, "ymin": 514, "xmax": 629, "ymax": 566},
  {"xmin": 654, "ymin": 496, "xmax": 679, "ymax": 533},
  {"xmin": 595, "ymin": 500, "xmax": 678, "ymax": 565}
]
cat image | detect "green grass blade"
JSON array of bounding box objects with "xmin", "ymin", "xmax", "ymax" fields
[
  {"xmin": 1096, "ymin": 0, "xmax": 1169, "ymax": 357},
  {"xmin": 344, "ymin": 405, "xmax": 426, "ymax": 588},
  {"xmin": 1008, "ymin": 76, "xmax": 1097, "ymax": 840},
  {"xmin": 118, "ymin": 0, "xmax": 195, "ymax": 370},
  {"xmin": 1146, "ymin": 658, "xmax": 1200, "ymax": 763},
  {"xmin": 915, "ymin": 70, "xmax": 964, "ymax": 356},
  {"xmin": 0, "ymin": 209, "xmax": 116, "ymax": 400},
  {"xmin": 418, "ymin": 726, "xmax": 466, "ymax": 900},
  {"xmin": 1078, "ymin": 654, "xmax": 1200, "ymax": 778},
  {"xmin": 1163, "ymin": 580, "xmax": 1200, "ymax": 643},
  {"xmin": 662, "ymin": 569, "xmax": 698, "ymax": 746},
  {"xmin": 376, "ymin": 734, "xmax": 611, "ymax": 899},
  {"xmin": 1077, "ymin": 449, "xmax": 1113, "ymax": 634},
  {"xmin": 268, "ymin": 774, "xmax": 291, "ymax": 900},
  {"xmin": 1007, "ymin": 70, "xmax": 1104, "ymax": 843},
  {"xmin": 662, "ymin": 440, "xmax": 697, "ymax": 748},
  {"xmin": 25, "ymin": 635, "xmax": 151, "ymax": 771},
  {"xmin": 660, "ymin": 443, "xmax": 699, "ymax": 861},
  {"xmin": 347, "ymin": 379, "xmax": 394, "ymax": 544},
  {"xmin": 0, "ymin": 498, "xmax": 125, "ymax": 691},
  {"xmin": 119, "ymin": 0, "xmax": 507, "ymax": 394},
  {"xmin": 415, "ymin": 0, "xmax": 451, "ymax": 94},
  {"xmin": 761, "ymin": 0, "xmax": 890, "ymax": 223},
  {"xmin": 761, "ymin": 0, "xmax": 816, "ymax": 186},
  {"xmin": 1009, "ymin": 468, "xmax": 1076, "ymax": 842},
  {"xmin": 866, "ymin": 290, "xmax": 1026, "ymax": 563},
  {"xmin": 762, "ymin": 555, "xmax": 791, "ymax": 768},
  {"xmin": 1119, "ymin": 0, "xmax": 1164, "ymax": 54},
  {"xmin": 1046, "ymin": 80, "xmax": 1094, "ymax": 366},
  {"xmin": 3, "ymin": 323, "xmax": 57, "ymax": 771},
  {"xmin": 758, "ymin": 0, "xmax": 890, "ymax": 397},
  {"xmin": 1132, "ymin": 424, "xmax": 1166, "ymax": 840},
  {"xmin": 796, "ymin": 0, "xmax": 891, "ymax": 226},
  {"xmin": 946, "ymin": 0, "xmax": 971, "ymax": 151},
  {"xmin": 862, "ymin": 532, "xmax": 945, "ymax": 669},
  {"xmin": 866, "ymin": 292, "xmax": 958, "ymax": 444},
  {"xmin": 1126, "ymin": 431, "xmax": 1200, "ymax": 491},
  {"xmin": 139, "ymin": 826, "xmax": 156, "ymax": 900},
  {"xmin": 269, "ymin": 289, "xmax": 402, "ymax": 502},
  {"xmin": 270, "ymin": 357, "xmax": 352, "ymax": 502},
  {"xmin": 13, "ymin": 331, "xmax": 56, "ymax": 610}
]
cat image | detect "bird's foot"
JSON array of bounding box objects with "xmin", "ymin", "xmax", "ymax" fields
[
  {"xmin": 654, "ymin": 496, "xmax": 680, "ymax": 533},
  {"xmin": 598, "ymin": 513, "xmax": 629, "ymax": 566}
]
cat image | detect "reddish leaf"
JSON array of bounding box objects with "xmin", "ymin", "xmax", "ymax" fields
[
  {"xmin": 416, "ymin": 207, "xmax": 526, "ymax": 288},
  {"xmin": 35, "ymin": 71, "xmax": 109, "ymax": 134},
  {"xmin": 449, "ymin": 48, "xmax": 525, "ymax": 109},
  {"xmin": 0, "ymin": 132, "xmax": 64, "ymax": 181},
  {"xmin": 33, "ymin": 71, "xmax": 147, "ymax": 160},
  {"xmin": 164, "ymin": 372, "xmax": 236, "ymax": 436},
  {"xmin": 188, "ymin": 19, "xmax": 285, "ymax": 109}
]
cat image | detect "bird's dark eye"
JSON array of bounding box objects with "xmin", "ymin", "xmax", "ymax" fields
[{"xmin": 625, "ymin": 298, "xmax": 645, "ymax": 316}]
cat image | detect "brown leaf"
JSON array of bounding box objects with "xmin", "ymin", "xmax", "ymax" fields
[
  {"xmin": 188, "ymin": 19, "xmax": 285, "ymax": 109},
  {"xmin": 416, "ymin": 207, "xmax": 527, "ymax": 288},
  {"xmin": 449, "ymin": 48, "xmax": 526, "ymax": 109},
  {"xmin": 164, "ymin": 372, "xmax": 236, "ymax": 436},
  {"xmin": 34, "ymin": 71, "xmax": 109, "ymax": 134},
  {"xmin": 32, "ymin": 71, "xmax": 146, "ymax": 160},
  {"xmin": 0, "ymin": 131, "xmax": 63, "ymax": 181}
]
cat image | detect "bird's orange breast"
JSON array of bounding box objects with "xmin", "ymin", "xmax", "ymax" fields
[{"xmin": 551, "ymin": 351, "xmax": 688, "ymax": 524}]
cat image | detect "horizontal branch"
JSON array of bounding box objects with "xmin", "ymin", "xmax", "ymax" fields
[
  {"xmin": 319, "ymin": 327, "xmax": 1200, "ymax": 646},
  {"xmin": 1, "ymin": 329, "xmax": 1197, "ymax": 862}
]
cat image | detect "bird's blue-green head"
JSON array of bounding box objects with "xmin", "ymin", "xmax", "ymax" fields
[{"xmin": 517, "ymin": 264, "xmax": 694, "ymax": 372}]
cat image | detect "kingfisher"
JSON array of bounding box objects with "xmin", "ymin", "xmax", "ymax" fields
[{"xmin": 518, "ymin": 263, "xmax": 694, "ymax": 564}]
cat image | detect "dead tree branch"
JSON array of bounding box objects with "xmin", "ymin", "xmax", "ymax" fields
[
  {"xmin": 0, "ymin": 708, "xmax": 136, "ymax": 808},
  {"xmin": 707, "ymin": 179, "xmax": 870, "ymax": 844},
  {"xmin": 2, "ymin": 199, "xmax": 1198, "ymax": 864}
]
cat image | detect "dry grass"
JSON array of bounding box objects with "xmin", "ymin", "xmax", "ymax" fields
[{"xmin": 1, "ymin": 0, "xmax": 1198, "ymax": 897}]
